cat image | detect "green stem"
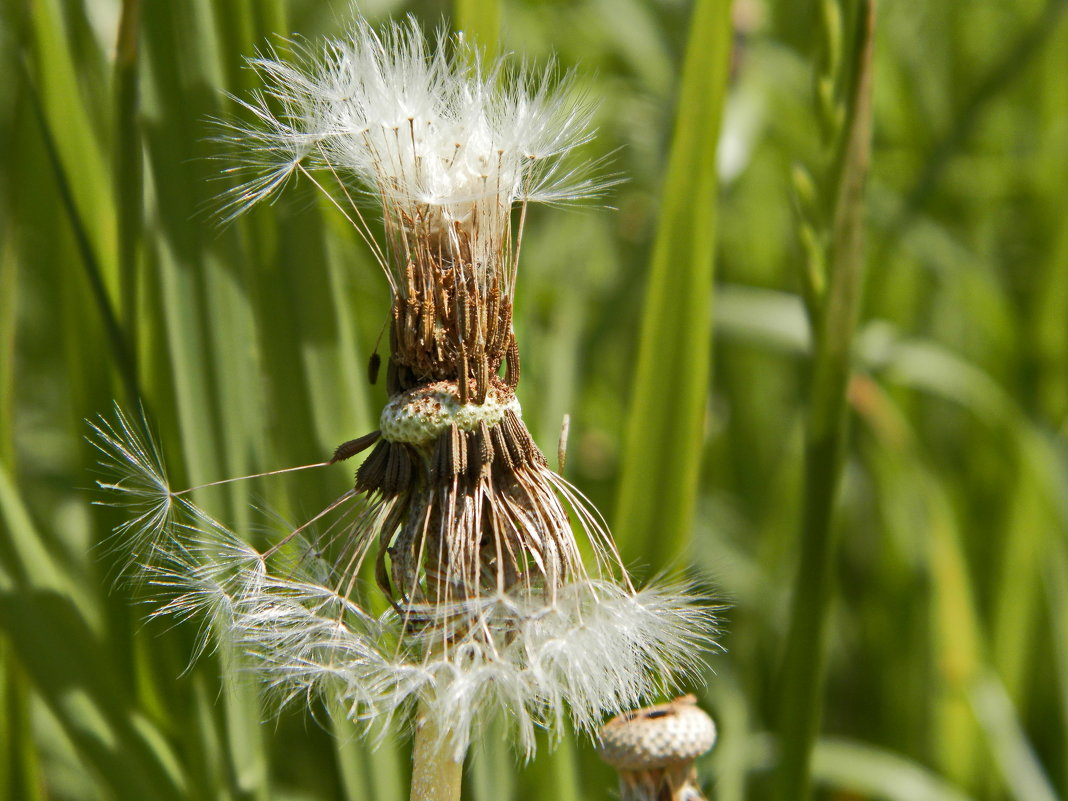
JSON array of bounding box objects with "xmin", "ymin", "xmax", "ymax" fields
[
  {"xmin": 772, "ymin": 3, "xmax": 875, "ymax": 800},
  {"xmin": 114, "ymin": 0, "xmax": 143, "ymax": 378},
  {"xmin": 410, "ymin": 706, "xmax": 463, "ymax": 801}
]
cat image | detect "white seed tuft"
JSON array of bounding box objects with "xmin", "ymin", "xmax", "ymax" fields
[{"xmin": 90, "ymin": 409, "xmax": 718, "ymax": 760}]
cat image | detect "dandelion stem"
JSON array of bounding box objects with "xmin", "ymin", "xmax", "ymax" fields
[{"xmin": 410, "ymin": 704, "xmax": 463, "ymax": 801}]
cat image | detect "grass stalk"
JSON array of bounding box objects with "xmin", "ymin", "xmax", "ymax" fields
[
  {"xmin": 0, "ymin": 239, "xmax": 14, "ymax": 465},
  {"xmin": 771, "ymin": 3, "xmax": 875, "ymax": 799},
  {"xmin": 113, "ymin": 0, "xmax": 144, "ymax": 380}
]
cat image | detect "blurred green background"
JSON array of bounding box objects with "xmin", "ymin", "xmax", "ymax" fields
[{"xmin": 2, "ymin": 0, "xmax": 1067, "ymax": 799}]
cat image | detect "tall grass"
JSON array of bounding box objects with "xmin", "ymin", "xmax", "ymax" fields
[{"xmin": 3, "ymin": 1, "xmax": 1068, "ymax": 800}]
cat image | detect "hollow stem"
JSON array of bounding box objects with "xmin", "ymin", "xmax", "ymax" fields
[{"xmin": 410, "ymin": 705, "xmax": 463, "ymax": 801}]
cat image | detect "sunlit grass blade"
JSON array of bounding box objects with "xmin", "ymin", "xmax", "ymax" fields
[
  {"xmin": 925, "ymin": 477, "xmax": 983, "ymax": 788},
  {"xmin": 21, "ymin": 59, "xmax": 138, "ymax": 402},
  {"xmin": 139, "ymin": 3, "xmax": 272, "ymax": 796},
  {"xmin": 748, "ymin": 733, "xmax": 977, "ymax": 801},
  {"xmin": 23, "ymin": 0, "xmax": 117, "ymax": 289},
  {"xmin": 613, "ymin": 0, "xmax": 733, "ymax": 570},
  {"xmin": 970, "ymin": 673, "xmax": 1060, "ymax": 801},
  {"xmin": 991, "ymin": 436, "xmax": 1054, "ymax": 707},
  {"xmin": 0, "ymin": 456, "xmax": 81, "ymax": 602},
  {"xmin": 811, "ymin": 738, "xmax": 975, "ymax": 801}
]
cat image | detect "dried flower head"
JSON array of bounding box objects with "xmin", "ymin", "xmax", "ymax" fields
[
  {"xmin": 221, "ymin": 16, "xmax": 615, "ymax": 401},
  {"xmin": 94, "ymin": 15, "xmax": 714, "ymax": 765}
]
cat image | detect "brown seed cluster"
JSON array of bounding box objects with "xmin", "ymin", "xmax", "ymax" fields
[
  {"xmin": 381, "ymin": 190, "xmax": 521, "ymax": 405},
  {"xmin": 387, "ymin": 266, "xmax": 520, "ymax": 403},
  {"xmin": 331, "ymin": 255, "xmax": 596, "ymax": 630}
]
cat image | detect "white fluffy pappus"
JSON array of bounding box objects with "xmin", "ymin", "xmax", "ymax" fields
[
  {"xmin": 217, "ymin": 17, "xmax": 616, "ymax": 284},
  {"xmin": 90, "ymin": 407, "xmax": 718, "ymax": 760}
]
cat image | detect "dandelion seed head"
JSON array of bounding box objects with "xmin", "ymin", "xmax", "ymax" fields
[
  {"xmin": 598, "ymin": 696, "xmax": 717, "ymax": 801},
  {"xmin": 97, "ymin": 11, "xmax": 713, "ymax": 768},
  {"xmin": 217, "ymin": 17, "xmax": 613, "ymax": 293}
]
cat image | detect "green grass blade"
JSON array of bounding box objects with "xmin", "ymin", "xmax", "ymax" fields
[
  {"xmin": 0, "ymin": 456, "xmax": 78, "ymax": 601},
  {"xmin": 926, "ymin": 477, "xmax": 984, "ymax": 787},
  {"xmin": 742, "ymin": 733, "xmax": 977, "ymax": 801},
  {"xmin": 21, "ymin": 60, "xmax": 138, "ymax": 402},
  {"xmin": 469, "ymin": 718, "xmax": 515, "ymax": 801},
  {"xmin": 612, "ymin": 0, "xmax": 733, "ymax": 570},
  {"xmin": 524, "ymin": 733, "xmax": 582, "ymax": 801},
  {"xmin": 970, "ymin": 674, "xmax": 1060, "ymax": 801},
  {"xmin": 991, "ymin": 436, "xmax": 1053, "ymax": 706},
  {"xmin": 23, "ymin": 0, "xmax": 117, "ymax": 303},
  {"xmin": 0, "ymin": 589, "xmax": 187, "ymax": 801},
  {"xmin": 811, "ymin": 738, "xmax": 975, "ymax": 801},
  {"xmin": 113, "ymin": 0, "xmax": 144, "ymax": 381},
  {"xmin": 1045, "ymin": 533, "xmax": 1068, "ymax": 785},
  {"xmin": 0, "ymin": 462, "xmax": 186, "ymax": 801},
  {"xmin": 0, "ymin": 239, "xmax": 14, "ymax": 465},
  {"xmin": 0, "ymin": 653, "xmax": 47, "ymax": 801}
]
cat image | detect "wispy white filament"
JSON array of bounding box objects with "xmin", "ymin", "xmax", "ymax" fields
[
  {"xmin": 91, "ymin": 407, "xmax": 716, "ymax": 759},
  {"xmin": 218, "ymin": 16, "xmax": 616, "ymax": 286}
]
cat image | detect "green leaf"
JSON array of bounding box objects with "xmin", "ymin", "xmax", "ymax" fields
[
  {"xmin": 970, "ymin": 674, "xmax": 1060, "ymax": 801},
  {"xmin": 0, "ymin": 589, "xmax": 187, "ymax": 801},
  {"xmin": 613, "ymin": 0, "xmax": 733, "ymax": 570}
]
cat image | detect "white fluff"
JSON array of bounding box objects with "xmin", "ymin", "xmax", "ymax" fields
[
  {"xmin": 218, "ymin": 17, "xmax": 614, "ymax": 227},
  {"xmin": 91, "ymin": 407, "xmax": 717, "ymax": 759}
]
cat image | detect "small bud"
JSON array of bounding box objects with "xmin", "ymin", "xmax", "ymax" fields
[{"xmin": 598, "ymin": 695, "xmax": 716, "ymax": 801}]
